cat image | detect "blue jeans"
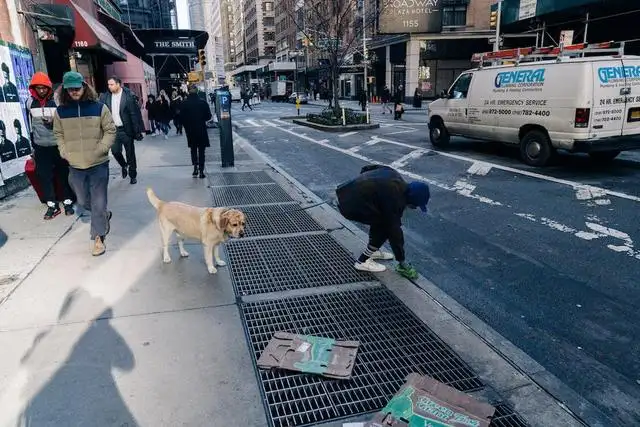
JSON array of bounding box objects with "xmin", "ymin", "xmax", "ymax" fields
[{"xmin": 67, "ymin": 162, "xmax": 110, "ymax": 240}]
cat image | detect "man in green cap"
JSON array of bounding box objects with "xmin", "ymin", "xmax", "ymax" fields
[{"xmin": 53, "ymin": 71, "xmax": 117, "ymax": 256}]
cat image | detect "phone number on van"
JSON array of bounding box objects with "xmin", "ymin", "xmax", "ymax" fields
[{"xmin": 482, "ymin": 109, "xmax": 550, "ymax": 117}]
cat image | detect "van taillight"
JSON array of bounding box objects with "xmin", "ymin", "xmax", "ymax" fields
[{"xmin": 575, "ymin": 108, "xmax": 590, "ymax": 128}]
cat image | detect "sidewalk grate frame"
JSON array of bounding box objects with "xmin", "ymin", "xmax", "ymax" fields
[
  {"xmin": 207, "ymin": 152, "xmax": 253, "ymax": 162},
  {"xmin": 211, "ymin": 183, "xmax": 295, "ymax": 206},
  {"xmin": 240, "ymin": 286, "xmax": 484, "ymax": 427},
  {"xmin": 209, "ymin": 171, "xmax": 274, "ymax": 186},
  {"xmin": 242, "ymin": 204, "xmax": 324, "ymax": 237},
  {"xmin": 226, "ymin": 233, "xmax": 375, "ymax": 296},
  {"xmin": 490, "ymin": 403, "xmax": 529, "ymax": 427}
]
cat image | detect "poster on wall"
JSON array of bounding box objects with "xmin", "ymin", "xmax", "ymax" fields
[
  {"xmin": 0, "ymin": 41, "xmax": 33, "ymax": 182},
  {"xmin": 10, "ymin": 45, "xmax": 35, "ymax": 125},
  {"xmin": 518, "ymin": 0, "xmax": 538, "ymax": 21}
]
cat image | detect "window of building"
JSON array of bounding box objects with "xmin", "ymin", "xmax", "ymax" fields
[
  {"xmin": 264, "ymin": 17, "xmax": 274, "ymax": 26},
  {"xmin": 442, "ymin": 5, "xmax": 466, "ymax": 27},
  {"xmin": 264, "ymin": 2, "xmax": 273, "ymax": 11}
]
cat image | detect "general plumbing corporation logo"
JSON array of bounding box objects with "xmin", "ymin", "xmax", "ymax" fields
[
  {"xmin": 598, "ymin": 66, "xmax": 640, "ymax": 84},
  {"xmin": 494, "ymin": 68, "xmax": 546, "ymax": 89}
]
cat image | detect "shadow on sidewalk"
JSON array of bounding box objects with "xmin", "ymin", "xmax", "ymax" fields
[{"xmin": 18, "ymin": 288, "xmax": 137, "ymax": 427}]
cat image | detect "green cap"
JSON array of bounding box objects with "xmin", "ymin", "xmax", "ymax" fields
[{"xmin": 62, "ymin": 71, "xmax": 85, "ymax": 89}]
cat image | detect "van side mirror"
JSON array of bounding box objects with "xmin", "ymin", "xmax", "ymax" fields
[{"xmin": 440, "ymin": 90, "xmax": 448, "ymax": 99}]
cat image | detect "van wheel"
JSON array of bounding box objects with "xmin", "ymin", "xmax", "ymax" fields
[
  {"xmin": 429, "ymin": 120, "xmax": 450, "ymax": 147},
  {"xmin": 520, "ymin": 130, "xmax": 554, "ymax": 166},
  {"xmin": 589, "ymin": 150, "xmax": 620, "ymax": 162}
]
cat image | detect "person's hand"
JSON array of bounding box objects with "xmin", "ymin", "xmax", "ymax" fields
[{"xmin": 396, "ymin": 262, "xmax": 418, "ymax": 280}]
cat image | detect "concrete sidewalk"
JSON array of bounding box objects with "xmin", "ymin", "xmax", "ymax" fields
[{"xmin": 0, "ymin": 130, "xmax": 591, "ymax": 427}]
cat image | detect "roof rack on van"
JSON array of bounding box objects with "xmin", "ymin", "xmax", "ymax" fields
[{"xmin": 471, "ymin": 41, "xmax": 625, "ymax": 67}]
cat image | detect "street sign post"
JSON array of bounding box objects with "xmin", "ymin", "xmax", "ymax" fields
[{"xmin": 216, "ymin": 88, "xmax": 234, "ymax": 168}]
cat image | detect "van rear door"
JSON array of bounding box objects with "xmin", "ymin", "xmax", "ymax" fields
[
  {"xmin": 592, "ymin": 60, "xmax": 626, "ymax": 137},
  {"xmin": 620, "ymin": 58, "xmax": 640, "ymax": 136}
]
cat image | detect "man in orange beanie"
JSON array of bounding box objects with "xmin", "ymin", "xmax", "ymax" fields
[{"xmin": 27, "ymin": 72, "xmax": 75, "ymax": 219}]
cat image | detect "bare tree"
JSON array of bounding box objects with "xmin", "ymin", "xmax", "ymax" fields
[{"xmin": 279, "ymin": 0, "xmax": 383, "ymax": 112}]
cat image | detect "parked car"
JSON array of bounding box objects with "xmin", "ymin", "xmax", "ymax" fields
[{"xmin": 288, "ymin": 92, "xmax": 309, "ymax": 104}]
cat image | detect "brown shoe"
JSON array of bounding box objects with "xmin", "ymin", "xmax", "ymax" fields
[{"xmin": 92, "ymin": 236, "xmax": 106, "ymax": 256}]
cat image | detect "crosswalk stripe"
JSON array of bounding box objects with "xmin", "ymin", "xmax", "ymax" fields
[
  {"xmin": 261, "ymin": 119, "xmax": 277, "ymax": 127},
  {"xmin": 245, "ymin": 119, "xmax": 261, "ymax": 127}
]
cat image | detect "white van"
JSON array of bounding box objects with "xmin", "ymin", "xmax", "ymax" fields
[{"xmin": 427, "ymin": 43, "xmax": 640, "ymax": 166}]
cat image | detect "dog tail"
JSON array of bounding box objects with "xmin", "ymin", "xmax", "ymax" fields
[{"xmin": 146, "ymin": 187, "xmax": 162, "ymax": 210}]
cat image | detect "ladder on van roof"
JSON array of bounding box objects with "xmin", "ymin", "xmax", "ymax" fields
[{"xmin": 471, "ymin": 41, "xmax": 626, "ymax": 66}]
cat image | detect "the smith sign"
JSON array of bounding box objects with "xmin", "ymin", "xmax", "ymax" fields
[
  {"xmin": 378, "ymin": 0, "xmax": 442, "ymax": 34},
  {"xmin": 151, "ymin": 39, "xmax": 197, "ymax": 53}
]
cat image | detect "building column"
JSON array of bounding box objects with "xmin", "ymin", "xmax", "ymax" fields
[
  {"xmin": 405, "ymin": 38, "xmax": 420, "ymax": 101},
  {"xmin": 385, "ymin": 45, "xmax": 391, "ymax": 87}
]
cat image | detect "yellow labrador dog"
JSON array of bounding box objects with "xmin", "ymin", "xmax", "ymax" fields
[{"xmin": 146, "ymin": 188, "xmax": 246, "ymax": 274}]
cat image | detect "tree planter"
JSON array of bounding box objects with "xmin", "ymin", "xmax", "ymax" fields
[{"xmin": 292, "ymin": 119, "xmax": 379, "ymax": 132}]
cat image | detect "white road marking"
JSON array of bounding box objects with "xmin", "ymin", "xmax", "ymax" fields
[
  {"xmin": 575, "ymin": 184, "xmax": 611, "ymax": 206},
  {"xmin": 373, "ymin": 136, "xmax": 640, "ymax": 203},
  {"xmin": 467, "ymin": 162, "xmax": 492, "ymax": 176},
  {"xmin": 339, "ymin": 131, "xmax": 358, "ymax": 138},
  {"xmin": 516, "ymin": 213, "xmax": 640, "ymax": 260},
  {"xmin": 349, "ymin": 139, "xmax": 379, "ymax": 153},
  {"xmin": 453, "ymin": 179, "xmax": 502, "ymax": 206},
  {"xmin": 391, "ymin": 149, "xmax": 428, "ymax": 168},
  {"xmin": 234, "ymin": 121, "xmax": 248, "ymax": 128},
  {"xmin": 245, "ymin": 119, "xmax": 261, "ymax": 127},
  {"xmin": 261, "ymin": 119, "xmax": 277, "ymax": 127},
  {"xmin": 386, "ymin": 128, "xmax": 418, "ymax": 135}
]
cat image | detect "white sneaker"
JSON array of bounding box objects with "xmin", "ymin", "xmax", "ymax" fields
[
  {"xmin": 370, "ymin": 250, "xmax": 393, "ymax": 260},
  {"xmin": 355, "ymin": 259, "xmax": 386, "ymax": 273},
  {"xmin": 163, "ymin": 134, "xmax": 168, "ymax": 140}
]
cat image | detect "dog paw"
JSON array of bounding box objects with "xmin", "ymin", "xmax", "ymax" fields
[
  {"xmin": 180, "ymin": 251, "xmax": 190, "ymax": 258},
  {"xmin": 215, "ymin": 259, "xmax": 227, "ymax": 267},
  {"xmin": 207, "ymin": 266, "xmax": 218, "ymax": 274},
  {"xmin": 163, "ymin": 256, "xmax": 172, "ymax": 264}
]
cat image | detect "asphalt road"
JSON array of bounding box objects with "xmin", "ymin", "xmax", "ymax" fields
[{"xmin": 229, "ymin": 100, "xmax": 640, "ymax": 426}]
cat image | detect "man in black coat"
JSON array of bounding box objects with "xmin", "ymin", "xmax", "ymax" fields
[
  {"xmin": 336, "ymin": 164, "xmax": 430, "ymax": 279},
  {"xmin": 100, "ymin": 76, "xmax": 144, "ymax": 184},
  {"xmin": 180, "ymin": 85, "xmax": 212, "ymax": 178}
]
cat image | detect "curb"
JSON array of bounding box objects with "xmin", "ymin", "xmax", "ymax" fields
[
  {"xmin": 232, "ymin": 130, "xmax": 616, "ymax": 427},
  {"xmin": 292, "ymin": 119, "xmax": 380, "ymax": 132}
]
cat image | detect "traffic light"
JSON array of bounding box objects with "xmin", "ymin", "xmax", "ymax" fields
[
  {"xmin": 198, "ymin": 49, "xmax": 207, "ymax": 67},
  {"xmin": 489, "ymin": 9, "xmax": 498, "ymax": 29}
]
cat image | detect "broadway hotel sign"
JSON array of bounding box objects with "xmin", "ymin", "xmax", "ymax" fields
[{"xmin": 379, "ymin": 0, "xmax": 442, "ymax": 34}]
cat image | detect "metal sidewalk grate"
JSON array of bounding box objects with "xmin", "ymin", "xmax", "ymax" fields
[
  {"xmin": 208, "ymin": 171, "xmax": 274, "ymax": 186},
  {"xmin": 226, "ymin": 233, "xmax": 375, "ymax": 296},
  {"xmin": 211, "ymin": 183, "xmax": 295, "ymax": 206},
  {"xmin": 242, "ymin": 204, "xmax": 324, "ymax": 237},
  {"xmin": 241, "ymin": 287, "xmax": 484, "ymax": 427},
  {"xmin": 490, "ymin": 403, "xmax": 529, "ymax": 427},
  {"xmin": 207, "ymin": 152, "xmax": 253, "ymax": 162}
]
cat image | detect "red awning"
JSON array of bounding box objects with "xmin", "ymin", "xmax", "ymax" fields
[{"xmin": 66, "ymin": 0, "xmax": 127, "ymax": 61}]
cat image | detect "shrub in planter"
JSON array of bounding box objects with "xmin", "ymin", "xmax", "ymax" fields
[{"xmin": 306, "ymin": 108, "xmax": 367, "ymax": 126}]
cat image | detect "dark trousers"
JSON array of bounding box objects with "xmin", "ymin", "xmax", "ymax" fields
[
  {"xmin": 33, "ymin": 144, "xmax": 75, "ymax": 203},
  {"xmin": 111, "ymin": 128, "xmax": 137, "ymax": 178},
  {"xmin": 368, "ymin": 222, "xmax": 406, "ymax": 263},
  {"xmin": 190, "ymin": 145, "xmax": 206, "ymax": 169},
  {"xmin": 67, "ymin": 162, "xmax": 110, "ymax": 240},
  {"xmin": 174, "ymin": 117, "xmax": 183, "ymax": 134},
  {"xmin": 241, "ymin": 99, "xmax": 252, "ymax": 110}
]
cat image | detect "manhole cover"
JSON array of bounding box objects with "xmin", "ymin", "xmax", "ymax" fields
[
  {"xmin": 211, "ymin": 184, "xmax": 295, "ymax": 206},
  {"xmin": 242, "ymin": 203, "xmax": 324, "ymax": 237},
  {"xmin": 226, "ymin": 233, "xmax": 375, "ymax": 296},
  {"xmin": 490, "ymin": 403, "xmax": 529, "ymax": 427},
  {"xmin": 240, "ymin": 286, "xmax": 484, "ymax": 427},
  {"xmin": 209, "ymin": 171, "xmax": 274, "ymax": 186}
]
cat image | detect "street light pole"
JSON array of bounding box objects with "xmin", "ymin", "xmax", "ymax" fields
[
  {"xmin": 362, "ymin": 0, "xmax": 368, "ymax": 101},
  {"xmin": 493, "ymin": 0, "xmax": 502, "ymax": 52}
]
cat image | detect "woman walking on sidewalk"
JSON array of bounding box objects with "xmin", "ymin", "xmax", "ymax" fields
[
  {"xmin": 53, "ymin": 71, "xmax": 116, "ymax": 256},
  {"xmin": 180, "ymin": 85, "xmax": 212, "ymax": 178}
]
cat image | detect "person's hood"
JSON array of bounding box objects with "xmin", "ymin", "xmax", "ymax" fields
[{"xmin": 28, "ymin": 72, "xmax": 53, "ymax": 104}]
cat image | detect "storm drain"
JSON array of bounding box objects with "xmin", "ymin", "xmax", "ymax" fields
[
  {"xmin": 226, "ymin": 233, "xmax": 374, "ymax": 295},
  {"xmin": 490, "ymin": 403, "xmax": 529, "ymax": 427},
  {"xmin": 240, "ymin": 286, "xmax": 484, "ymax": 427},
  {"xmin": 211, "ymin": 183, "xmax": 295, "ymax": 206},
  {"xmin": 242, "ymin": 203, "xmax": 324, "ymax": 237},
  {"xmin": 209, "ymin": 171, "xmax": 274, "ymax": 186}
]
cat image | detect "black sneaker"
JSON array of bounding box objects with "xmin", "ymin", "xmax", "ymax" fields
[
  {"xmin": 199, "ymin": 170, "xmax": 206, "ymax": 179},
  {"xmin": 105, "ymin": 211, "xmax": 113, "ymax": 235},
  {"xmin": 44, "ymin": 204, "xmax": 61, "ymax": 220},
  {"xmin": 192, "ymin": 166, "xmax": 198, "ymax": 177},
  {"xmin": 121, "ymin": 167, "xmax": 128, "ymax": 179},
  {"xmin": 130, "ymin": 177, "xmax": 137, "ymax": 185},
  {"xmin": 63, "ymin": 203, "xmax": 75, "ymax": 216}
]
